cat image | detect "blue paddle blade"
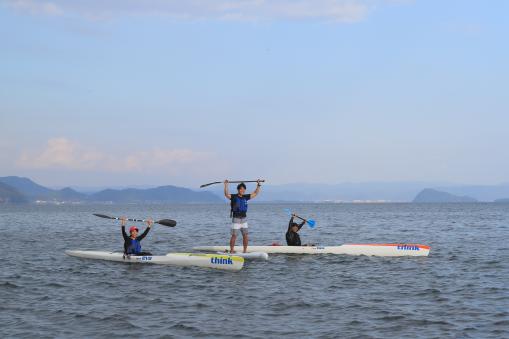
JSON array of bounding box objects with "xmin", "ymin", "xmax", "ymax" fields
[
  {"xmin": 284, "ymin": 208, "xmax": 293, "ymax": 216},
  {"xmin": 307, "ymin": 219, "xmax": 316, "ymax": 228}
]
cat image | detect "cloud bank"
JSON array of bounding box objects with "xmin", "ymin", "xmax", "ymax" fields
[
  {"xmin": 16, "ymin": 138, "xmax": 215, "ymax": 176},
  {"xmin": 3, "ymin": 0, "xmax": 372, "ymax": 22},
  {"xmin": 5, "ymin": 0, "xmax": 63, "ymax": 16}
]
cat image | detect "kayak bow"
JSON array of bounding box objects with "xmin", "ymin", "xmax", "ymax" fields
[{"xmin": 214, "ymin": 251, "xmax": 269, "ymax": 260}]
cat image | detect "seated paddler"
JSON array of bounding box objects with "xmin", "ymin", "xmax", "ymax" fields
[{"xmin": 120, "ymin": 216, "xmax": 153, "ymax": 256}]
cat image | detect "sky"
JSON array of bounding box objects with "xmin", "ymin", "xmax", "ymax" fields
[{"xmin": 0, "ymin": 0, "xmax": 508, "ymax": 188}]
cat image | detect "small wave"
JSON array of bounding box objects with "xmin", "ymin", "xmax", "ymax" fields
[
  {"xmin": 489, "ymin": 328, "xmax": 509, "ymax": 336},
  {"xmin": 270, "ymin": 301, "xmax": 314, "ymax": 311},
  {"xmin": 408, "ymin": 318, "xmax": 451, "ymax": 326},
  {"xmin": 415, "ymin": 288, "xmax": 442, "ymax": 296},
  {"xmin": 170, "ymin": 322, "xmax": 204, "ymax": 336},
  {"xmin": 377, "ymin": 315, "xmax": 406, "ymax": 321},
  {"xmin": 71, "ymin": 313, "xmax": 141, "ymax": 330},
  {"xmin": 0, "ymin": 281, "xmax": 20, "ymax": 289},
  {"xmin": 45, "ymin": 282, "xmax": 65, "ymax": 288}
]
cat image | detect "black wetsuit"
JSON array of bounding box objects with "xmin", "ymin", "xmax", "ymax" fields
[
  {"xmin": 286, "ymin": 217, "xmax": 306, "ymax": 246},
  {"xmin": 121, "ymin": 226, "xmax": 152, "ymax": 255}
]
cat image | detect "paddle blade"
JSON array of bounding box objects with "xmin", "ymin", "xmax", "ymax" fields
[
  {"xmin": 307, "ymin": 219, "xmax": 316, "ymax": 228},
  {"xmin": 200, "ymin": 181, "xmax": 220, "ymax": 188},
  {"xmin": 156, "ymin": 219, "xmax": 177, "ymax": 227},
  {"xmin": 93, "ymin": 213, "xmax": 114, "ymax": 219},
  {"xmin": 284, "ymin": 208, "xmax": 293, "ymax": 217}
]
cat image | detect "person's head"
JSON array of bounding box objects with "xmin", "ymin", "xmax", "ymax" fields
[
  {"xmin": 237, "ymin": 182, "xmax": 246, "ymax": 195},
  {"xmin": 129, "ymin": 226, "xmax": 139, "ymax": 237},
  {"xmin": 291, "ymin": 222, "xmax": 299, "ymax": 233}
]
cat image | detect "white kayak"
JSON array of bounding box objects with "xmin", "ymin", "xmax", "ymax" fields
[
  {"xmin": 214, "ymin": 251, "xmax": 269, "ymax": 260},
  {"xmin": 194, "ymin": 244, "xmax": 430, "ymax": 257},
  {"xmin": 65, "ymin": 250, "xmax": 244, "ymax": 271}
]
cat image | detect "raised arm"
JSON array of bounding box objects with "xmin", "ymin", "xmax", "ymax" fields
[
  {"xmin": 120, "ymin": 217, "xmax": 129, "ymax": 241},
  {"xmin": 137, "ymin": 219, "xmax": 153, "ymax": 240},
  {"xmin": 298, "ymin": 220, "xmax": 306, "ymax": 230},
  {"xmin": 288, "ymin": 216, "xmax": 294, "ymax": 231},
  {"xmin": 288, "ymin": 215, "xmax": 305, "ymax": 231},
  {"xmin": 250, "ymin": 179, "xmax": 262, "ymax": 199},
  {"xmin": 224, "ymin": 180, "xmax": 231, "ymax": 200}
]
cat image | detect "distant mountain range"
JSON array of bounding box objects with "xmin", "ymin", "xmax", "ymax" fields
[
  {"xmin": 1, "ymin": 176, "xmax": 509, "ymax": 204},
  {"xmin": 435, "ymin": 184, "xmax": 509, "ymax": 202},
  {"xmin": 89, "ymin": 186, "xmax": 219, "ymax": 203},
  {"xmin": 206, "ymin": 182, "xmax": 509, "ymax": 203},
  {"xmin": 206, "ymin": 182, "xmax": 439, "ymax": 202},
  {"xmin": 412, "ymin": 189, "xmax": 477, "ymax": 203},
  {"xmin": 0, "ymin": 176, "xmax": 220, "ymax": 204}
]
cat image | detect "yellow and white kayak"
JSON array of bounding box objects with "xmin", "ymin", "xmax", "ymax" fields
[
  {"xmin": 214, "ymin": 251, "xmax": 269, "ymax": 260},
  {"xmin": 65, "ymin": 250, "xmax": 244, "ymax": 271},
  {"xmin": 194, "ymin": 244, "xmax": 430, "ymax": 257}
]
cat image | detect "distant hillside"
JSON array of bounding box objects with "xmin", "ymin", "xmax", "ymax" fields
[
  {"xmin": 52, "ymin": 187, "xmax": 89, "ymax": 201},
  {"xmin": 0, "ymin": 176, "xmax": 87, "ymax": 201},
  {"xmin": 207, "ymin": 181, "xmax": 444, "ymax": 202},
  {"xmin": 2, "ymin": 176, "xmax": 508, "ymax": 204},
  {"xmin": 90, "ymin": 185, "xmax": 221, "ymax": 203},
  {"xmin": 0, "ymin": 176, "xmax": 54, "ymax": 198},
  {"xmin": 0, "ymin": 176, "xmax": 221, "ymax": 204},
  {"xmin": 436, "ymin": 184, "xmax": 509, "ymax": 202},
  {"xmin": 494, "ymin": 198, "xmax": 509, "ymax": 203},
  {"xmin": 0, "ymin": 182, "xmax": 28, "ymax": 204},
  {"xmin": 413, "ymin": 189, "xmax": 477, "ymax": 203}
]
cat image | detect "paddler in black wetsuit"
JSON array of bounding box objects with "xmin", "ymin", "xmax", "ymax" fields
[
  {"xmin": 120, "ymin": 217, "xmax": 153, "ymax": 256},
  {"xmin": 286, "ymin": 214, "xmax": 306, "ymax": 246}
]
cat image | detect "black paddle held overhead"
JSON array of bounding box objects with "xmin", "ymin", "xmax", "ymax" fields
[
  {"xmin": 200, "ymin": 180, "xmax": 266, "ymax": 188},
  {"xmin": 93, "ymin": 214, "xmax": 177, "ymax": 227}
]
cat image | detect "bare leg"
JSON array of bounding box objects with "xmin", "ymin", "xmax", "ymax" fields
[
  {"xmin": 242, "ymin": 233, "xmax": 249, "ymax": 253},
  {"xmin": 230, "ymin": 233, "xmax": 237, "ymax": 253}
]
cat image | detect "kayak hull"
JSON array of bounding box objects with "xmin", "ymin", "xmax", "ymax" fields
[
  {"xmin": 65, "ymin": 250, "xmax": 244, "ymax": 271},
  {"xmin": 194, "ymin": 244, "xmax": 430, "ymax": 257}
]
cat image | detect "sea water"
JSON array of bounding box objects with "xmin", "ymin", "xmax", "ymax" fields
[{"xmin": 1, "ymin": 203, "xmax": 508, "ymax": 338}]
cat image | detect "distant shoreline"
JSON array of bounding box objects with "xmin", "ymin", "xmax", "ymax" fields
[{"xmin": 2, "ymin": 176, "xmax": 509, "ymax": 205}]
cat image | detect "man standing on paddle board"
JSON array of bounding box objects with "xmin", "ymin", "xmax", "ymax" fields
[
  {"xmin": 120, "ymin": 217, "xmax": 153, "ymax": 256},
  {"xmin": 224, "ymin": 179, "xmax": 262, "ymax": 253}
]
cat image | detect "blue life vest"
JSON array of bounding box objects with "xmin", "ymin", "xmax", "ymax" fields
[
  {"xmin": 126, "ymin": 239, "xmax": 141, "ymax": 254},
  {"xmin": 231, "ymin": 195, "xmax": 248, "ymax": 217}
]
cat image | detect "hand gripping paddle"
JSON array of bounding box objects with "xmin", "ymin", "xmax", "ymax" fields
[{"xmin": 284, "ymin": 209, "xmax": 316, "ymax": 229}]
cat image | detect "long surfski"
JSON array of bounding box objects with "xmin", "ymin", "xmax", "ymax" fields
[
  {"xmin": 193, "ymin": 244, "xmax": 430, "ymax": 257},
  {"xmin": 65, "ymin": 250, "xmax": 244, "ymax": 271}
]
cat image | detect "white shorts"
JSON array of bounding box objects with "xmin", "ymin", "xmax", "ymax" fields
[{"xmin": 231, "ymin": 218, "xmax": 248, "ymax": 235}]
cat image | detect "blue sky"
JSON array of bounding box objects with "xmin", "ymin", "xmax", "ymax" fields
[{"xmin": 0, "ymin": 0, "xmax": 508, "ymax": 187}]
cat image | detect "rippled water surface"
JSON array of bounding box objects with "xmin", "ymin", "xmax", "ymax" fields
[{"xmin": 1, "ymin": 203, "xmax": 508, "ymax": 338}]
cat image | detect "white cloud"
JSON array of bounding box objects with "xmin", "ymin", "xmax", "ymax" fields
[
  {"xmin": 16, "ymin": 137, "xmax": 214, "ymax": 174},
  {"xmin": 2, "ymin": 0, "xmax": 373, "ymax": 22},
  {"xmin": 5, "ymin": 0, "xmax": 63, "ymax": 16}
]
